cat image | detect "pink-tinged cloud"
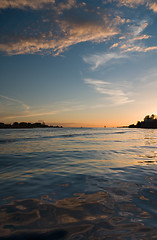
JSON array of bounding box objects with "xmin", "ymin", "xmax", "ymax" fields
[
  {"xmin": 122, "ymin": 46, "xmax": 142, "ymax": 52},
  {"xmin": 1, "ymin": 0, "xmax": 157, "ymax": 14},
  {"xmin": 148, "ymin": 2, "xmax": 157, "ymax": 12},
  {"xmin": 132, "ymin": 34, "xmax": 151, "ymax": 41},
  {"xmin": 143, "ymin": 46, "xmax": 157, "ymax": 52},
  {"xmin": 122, "ymin": 45, "xmax": 157, "ymax": 53},
  {"xmin": 113, "ymin": 20, "xmax": 152, "ymax": 54},
  {"xmin": 0, "ymin": 0, "xmax": 55, "ymax": 9},
  {"xmin": 117, "ymin": 0, "xmax": 157, "ymax": 13},
  {"xmin": 110, "ymin": 43, "xmax": 119, "ymax": 49},
  {"xmin": 0, "ymin": 15, "xmax": 119, "ymax": 55},
  {"xmin": 0, "ymin": 1, "xmax": 156, "ymax": 57},
  {"xmin": 0, "ymin": 0, "xmax": 77, "ymax": 11},
  {"xmin": 118, "ymin": 0, "xmax": 146, "ymax": 8}
]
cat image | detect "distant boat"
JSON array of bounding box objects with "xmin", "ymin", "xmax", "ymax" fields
[{"xmin": 104, "ymin": 125, "xmax": 106, "ymax": 128}]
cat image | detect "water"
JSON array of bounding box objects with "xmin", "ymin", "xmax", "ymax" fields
[{"xmin": 0, "ymin": 128, "xmax": 157, "ymax": 239}]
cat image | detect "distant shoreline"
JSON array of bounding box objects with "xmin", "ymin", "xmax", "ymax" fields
[
  {"xmin": 129, "ymin": 114, "xmax": 157, "ymax": 129},
  {"xmin": 0, "ymin": 122, "xmax": 63, "ymax": 129}
]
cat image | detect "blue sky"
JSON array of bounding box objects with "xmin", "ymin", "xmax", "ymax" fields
[{"xmin": 0, "ymin": 0, "xmax": 157, "ymax": 127}]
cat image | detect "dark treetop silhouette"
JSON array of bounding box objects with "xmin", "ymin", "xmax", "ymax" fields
[
  {"xmin": 0, "ymin": 122, "xmax": 63, "ymax": 129},
  {"xmin": 129, "ymin": 114, "xmax": 157, "ymax": 129}
]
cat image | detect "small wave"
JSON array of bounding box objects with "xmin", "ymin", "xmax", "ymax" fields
[
  {"xmin": 0, "ymin": 137, "xmax": 39, "ymax": 144},
  {"xmin": 0, "ymin": 139, "xmax": 16, "ymax": 144},
  {"xmin": 42, "ymin": 133, "xmax": 94, "ymax": 139},
  {"xmin": 60, "ymin": 133, "xmax": 92, "ymax": 138},
  {"xmin": 42, "ymin": 131, "xmax": 126, "ymax": 139},
  {"xmin": 113, "ymin": 131, "xmax": 126, "ymax": 134},
  {"xmin": 0, "ymin": 131, "xmax": 126, "ymax": 144}
]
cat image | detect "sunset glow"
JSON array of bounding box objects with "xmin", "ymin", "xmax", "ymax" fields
[{"xmin": 0, "ymin": 0, "xmax": 157, "ymax": 127}]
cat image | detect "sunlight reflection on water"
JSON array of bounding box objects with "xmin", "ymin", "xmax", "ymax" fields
[{"xmin": 0, "ymin": 128, "xmax": 157, "ymax": 239}]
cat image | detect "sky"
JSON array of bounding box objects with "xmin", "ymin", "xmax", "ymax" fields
[{"xmin": 0, "ymin": 0, "xmax": 157, "ymax": 127}]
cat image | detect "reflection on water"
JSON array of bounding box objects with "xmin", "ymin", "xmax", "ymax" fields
[
  {"xmin": 0, "ymin": 128, "xmax": 157, "ymax": 239},
  {"xmin": 1, "ymin": 187, "xmax": 157, "ymax": 239}
]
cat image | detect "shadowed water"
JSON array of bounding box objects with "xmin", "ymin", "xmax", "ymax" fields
[{"xmin": 0, "ymin": 128, "xmax": 157, "ymax": 239}]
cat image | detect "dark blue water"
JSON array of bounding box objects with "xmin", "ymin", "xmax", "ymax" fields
[{"xmin": 0, "ymin": 128, "xmax": 157, "ymax": 239}]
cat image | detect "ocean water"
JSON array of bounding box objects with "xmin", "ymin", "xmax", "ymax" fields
[{"xmin": 0, "ymin": 127, "xmax": 157, "ymax": 239}]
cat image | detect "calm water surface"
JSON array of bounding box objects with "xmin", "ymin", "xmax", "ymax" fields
[{"xmin": 0, "ymin": 128, "xmax": 157, "ymax": 239}]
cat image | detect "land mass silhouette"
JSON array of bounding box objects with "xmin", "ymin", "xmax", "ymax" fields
[
  {"xmin": 0, "ymin": 122, "xmax": 63, "ymax": 129},
  {"xmin": 129, "ymin": 114, "xmax": 157, "ymax": 129}
]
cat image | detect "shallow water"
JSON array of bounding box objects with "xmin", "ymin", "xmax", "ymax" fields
[{"xmin": 0, "ymin": 128, "xmax": 157, "ymax": 239}]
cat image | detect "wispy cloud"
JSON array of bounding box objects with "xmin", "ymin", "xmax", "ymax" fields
[
  {"xmin": 139, "ymin": 68, "xmax": 157, "ymax": 84},
  {"xmin": 3, "ymin": 110, "xmax": 58, "ymax": 120},
  {"xmin": 0, "ymin": 20, "xmax": 118, "ymax": 56},
  {"xmin": 117, "ymin": 0, "xmax": 157, "ymax": 13},
  {"xmin": 131, "ymin": 34, "xmax": 151, "ymax": 41},
  {"xmin": 113, "ymin": 19, "xmax": 157, "ymax": 54},
  {"xmin": 0, "ymin": 0, "xmax": 79, "ymax": 15},
  {"xmin": 0, "ymin": 94, "xmax": 30, "ymax": 111},
  {"xmin": 2, "ymin": 104, "xmax": 86, "ymax": 120},
  {"xmin": 118, "ymin": 0, "xmax": 146, "ymax": 8},
  {"xmin": 84, "ymin": 78, "xmax": 134, "ymax": 105},
  {"xmin": 110, "ymin": 43, "xmax": 119, "ymax": 49},
  {"xmin": 131, "ymin": 20, "xmax": 148, "ymax": 36},
  {"xmin": 1, "ymin": 0, "xmax": 156, "ymax": 13},
  {"xmin": 118, "ymin": 20, "xmax": 151, "ymax": 52},
  {"xmin": 143, "ymin": 46, "xmax": 157, "ymax": 52},
  {"xmin": 83, "ymin": 52, "xmax": 127, "ymax": 70},
  {"xmin": 0, "ymin": 97, "xmax": 86, "ymax": 120},
  {"xmin": 149, "ymin": 2, "xmax": 157, "ymax": 12},
  {"xmin": 82, "ymin": 18, "xmax": 155, "ymax": 69},
  {"xmin": 121, "ymin": 45, "xmax": 157, "ymax": 53},
  {"xmin": 0, "ymin": 0, "xmax": 56, "ymax": 10}
]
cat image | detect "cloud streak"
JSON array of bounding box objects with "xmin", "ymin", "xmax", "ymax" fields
[
  {"xmin": 117, "ymin": 0, "xmax": 157, "ymax": 13},
  {"xmin": 84, "ymin": 78, "xmax": 134, "ymax": 105},
  {"xmin": 1, "ymin": 0, "xmax": 156, "ymax": 13},
  {"xmin": 0, "ymin": 94, "xmax": 30, "ymax": 111},
  {"xmin": 84, "ymin": 17, "xmax": 157, "ymax": 70},
  {"xmin": 82, "ymin": 18, "xmax": 157, "ymax": 70},
  {"xmin": 0, "ymin": 0, "xmax": 71, "ymax": 10},
  {"xmin": 0, "ymin": 19, "xmax": 118, "ymax": 56},
  {"xmin": 149, "ymin": 2, "xmax": 157, "ymax": 12},
  {"xmin": 83, "ymin": 52, "xmax": 128, "ymax": 70},
  {"xmin": 118, "ymin": 20, "xmax": 151, "ymax": 52},
  {"xmin": 118, "ymin": 0, "xmax": 146, "ymax": 8},
  {"xmin": 0, "ymin": 96, "xmax": 87, "ymax": 120}
]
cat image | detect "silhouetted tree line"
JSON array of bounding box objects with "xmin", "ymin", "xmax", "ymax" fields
[
  {"xmin": 0, "ymin": 122, "xmax": 63, "ymax": 129},
  {"xmin": 129, "ymin": 114, "xmax": 157, "ymax": 129}
]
